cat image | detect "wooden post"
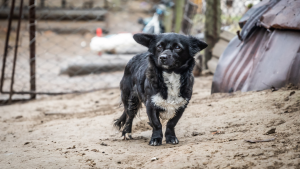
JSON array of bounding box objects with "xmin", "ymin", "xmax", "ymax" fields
[
  {"xmin": 181, "ymin": 1, "xmax": 198, "ymax": 35},
  {"xmin": 40, "ymin": 0, "xmax": 45, "ymax": 8},
  {"xmin": 164, "ymin": 7, "xmax": 173, "ymax": 33},
  {"xmin": 29, "ymin": 0, "xmax": 36, "ymax": 99},
  {"xmin": 174, "ymin": 0, "xmax": 184, "ymax": 33},
  {"xmin": 61, "ymin": 0, "xmax": 66, "ymax": 8},
  {"xmin": 204, "ymin": 0, "xmax": 221, "ymax": 69},
  {"xmin": 2, "ymin": 0, "xmax": 8, "ymax": 7},
  {"xmin": 104, "ymin": 0, "xmax": 109, "ymax": 9},
  {"xmin": 112, "ymin": 0, "xmax": 121, "ymax": 11}
]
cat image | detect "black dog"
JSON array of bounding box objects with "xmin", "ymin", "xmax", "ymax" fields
[{"xmin": 114, "ymin": 33, "xmax": 207, "ymax": 146}]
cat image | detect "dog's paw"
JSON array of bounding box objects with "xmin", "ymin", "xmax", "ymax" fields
[
  {"xmin": 122, "ymin": 132, "xmax": 133, "ymax": 140},
  {"xmin": 149, "ymin": 137, "xmax": 162, "ymax": 146},
  {"xmin": 166, "ymin": 136, "xmax": 179, "ymax": 144}
]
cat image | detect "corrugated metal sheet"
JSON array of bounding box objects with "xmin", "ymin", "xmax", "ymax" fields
[
  {"xmin": 212, "ymin": 28, "xmax": 300, "ymax": 93},
  {"xmin": 212, "ymin": 0, "xmax": 300, "ymax": 93},
  {"xmin": 239, "ymin": 0, "xmax": 270, "ymax": 28},
  {"xmin": 261, "ymin": 0, "xmax": 300, "ymax": 30},
  {"xmin": 238, "ymin": 0, "xmax": 280, "ymax": 40}
]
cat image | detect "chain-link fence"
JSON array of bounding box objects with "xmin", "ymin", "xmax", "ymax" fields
[
  {"xmin": 0, "ymin": 0, "xmax": 258, "ymax": 104},
  {"xmin": 191, "ymin": 0, "xmax": 257, "ymax": 34}
]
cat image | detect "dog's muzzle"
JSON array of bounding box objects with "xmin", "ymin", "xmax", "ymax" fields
[
  {"xmin": 159, "ymin": 54, "xmax": 168, "ymax": 64},
  {"xmin": 159, "ymin": 49, "xmax": 173, "ymax": 68}
]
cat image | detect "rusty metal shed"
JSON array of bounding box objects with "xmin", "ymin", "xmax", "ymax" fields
[{"xmin": 212, "ymin": 0, "xmax": 300, "ymax": 93}]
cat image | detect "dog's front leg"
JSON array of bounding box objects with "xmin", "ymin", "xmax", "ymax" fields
[
  {"xmin": 165, "ymin": 108, "xmax": 185, "ymax": 144},
  {"xmin": 146, "ymin": 101, "xmax": 162, "ymax": 146}
]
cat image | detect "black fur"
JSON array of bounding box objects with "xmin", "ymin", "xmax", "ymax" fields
[{"xmin": 114, "ymin": 33, "xmax": 207, "ymax": 146}]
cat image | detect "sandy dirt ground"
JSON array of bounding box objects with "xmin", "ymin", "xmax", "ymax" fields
[{"xmin": 0, "ymin": 75, "xmax": 300, "ymax": 169}]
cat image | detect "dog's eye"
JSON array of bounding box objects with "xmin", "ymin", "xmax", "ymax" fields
[
  {"xmin": 157, "ymin": 44, "xmax": 162, "ymax": 49},
  {"xmin": 174, "ymin": 45, "xmax": 181, "ymax": 52}
]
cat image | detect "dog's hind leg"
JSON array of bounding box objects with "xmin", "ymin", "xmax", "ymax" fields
[
  {"xmin": 113, "ymin": 87, "xmax": 129, "ymax": 132},
  {"xmin": 114, "ymin": 71, "xmax": 132, "ymax": 135},
  {"xmin": 122, "ymin": 89, "xmax": 141, "ymax": 139},
  {"xmin": 114, "ymin": 110, "xmax": 127, "ymax": 131}
]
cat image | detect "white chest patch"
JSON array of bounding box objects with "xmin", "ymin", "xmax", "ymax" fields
[{"xmin": 151, "ymin": 72, "xmax": 188, "ymax": 120}]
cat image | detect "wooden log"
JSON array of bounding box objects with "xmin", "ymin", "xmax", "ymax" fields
[
  {"xmin": 220, "ymin": 31, "xmax": 235, "ymax": 42},
  {"xmin": 60, "ymin": 55, "xmax": 132, "ymax": 76},
  {"xmin": 207, "ymin": 56, "xmax": 219, "ymax": 74},
  {"xmin": 212, "ymin": 39, "xmax": 228, "ymax": 58},
  {"xmin": 0, "ymin": 8, "xmax": 107, "ymax": 20}
]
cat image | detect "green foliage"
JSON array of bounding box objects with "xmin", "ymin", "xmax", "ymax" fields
[
  {"xmin": 247, "ymin": 3, "xmax": 253, "ymax": 9},
  {"xmin": 221, "ymin": 14, "xmax": 242, "ymax": 25}
]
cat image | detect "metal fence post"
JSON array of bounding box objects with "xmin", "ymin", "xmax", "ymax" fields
[
  {"xmin": 29, "ymin": 0, "xmax": 36, "ymax": 99},
  {"xmin": 0, "ymin": 0, "xmax": 15, "ymax": 93},
  {"xmin": 8, "ymin": 0, "xmax": 23, "ymax": 103}
]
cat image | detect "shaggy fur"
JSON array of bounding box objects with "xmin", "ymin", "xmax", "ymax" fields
[{"xmin": 114, "ymin": 33, "xmax": 207, "ymax": 146}]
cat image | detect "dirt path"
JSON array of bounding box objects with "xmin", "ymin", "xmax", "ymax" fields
[{"xmin": 1, "ymin": 76, "xmax": 300, "ymax": 169}]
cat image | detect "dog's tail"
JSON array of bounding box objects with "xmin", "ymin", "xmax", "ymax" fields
[{"xmin": 113, "ymin": 111, "xmax": 127, "ymax": 130}]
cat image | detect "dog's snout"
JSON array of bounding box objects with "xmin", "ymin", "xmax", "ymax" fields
[{"xmin": 160, "ymin": 55, "xmax": 167, "ymax": 61}]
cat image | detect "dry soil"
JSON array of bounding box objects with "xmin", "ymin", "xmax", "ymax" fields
[{"xmin": 1, "ymin": 76, "xmax": 300, "ymax": 169}]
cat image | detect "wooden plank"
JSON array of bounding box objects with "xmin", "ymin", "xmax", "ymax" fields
[
  {"xmin": 220, "ymin": 31, "xmax": 235, "ymax": 42},
  {"xmin": 60, "ymin": 55, "xmax": 133, "ymax": 76},
  {"xmin": 0, "ymin": 8, "xmax": 107, "ymax": 20},
  {"xmin": 207, "ymin": 56, "xmax": 219, "ymax": 74},
  {"xmin": 212, "ymin": 39, "xmax": 228, "ymax": 58}
]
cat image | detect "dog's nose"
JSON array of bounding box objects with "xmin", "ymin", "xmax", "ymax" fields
[{"xmin": 160, "ymin": 55, "xmax": 167, "ymax": 62}]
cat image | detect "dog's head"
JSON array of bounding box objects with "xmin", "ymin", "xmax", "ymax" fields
[{"xmin": 133, "ymin": 33, "xmax": 207, "ymax": 70}]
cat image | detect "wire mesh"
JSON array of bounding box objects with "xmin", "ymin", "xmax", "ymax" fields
[
  {"xmin": 0, "ymin": 0, "xmax": 259, "ymax": 104},
  {"xmin": 191, "ymin": 0, "xmax": 258, "ymax": 34}
]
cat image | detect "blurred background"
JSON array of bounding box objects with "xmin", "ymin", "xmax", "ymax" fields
[{"xmin": 0, "ymin": 0, "xmax": 260, "ymax": 104}]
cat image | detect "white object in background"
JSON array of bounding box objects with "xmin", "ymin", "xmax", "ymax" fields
[
  {"xmin": 81, "ymin": 41, "xmax": 86, "ymax": 47},
  {"xmin": 143, "ymin": 13, "xmax": 160, "ymax": 34},
  {"xmin": 90, "ymin": 33, "xmax": 147, "ymax": 54},
  {"xmin": 245, "ymin": 0, "xmax": 260, "ymax": 7}
]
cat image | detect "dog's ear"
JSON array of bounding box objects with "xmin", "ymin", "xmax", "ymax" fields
[
  {"xmin": 133, "ymin": 33, "xmax": 155, "ymax": 48},
  {"xmin": 189, "ymin": 36, "xmax": 208, "ymax": 57}
]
